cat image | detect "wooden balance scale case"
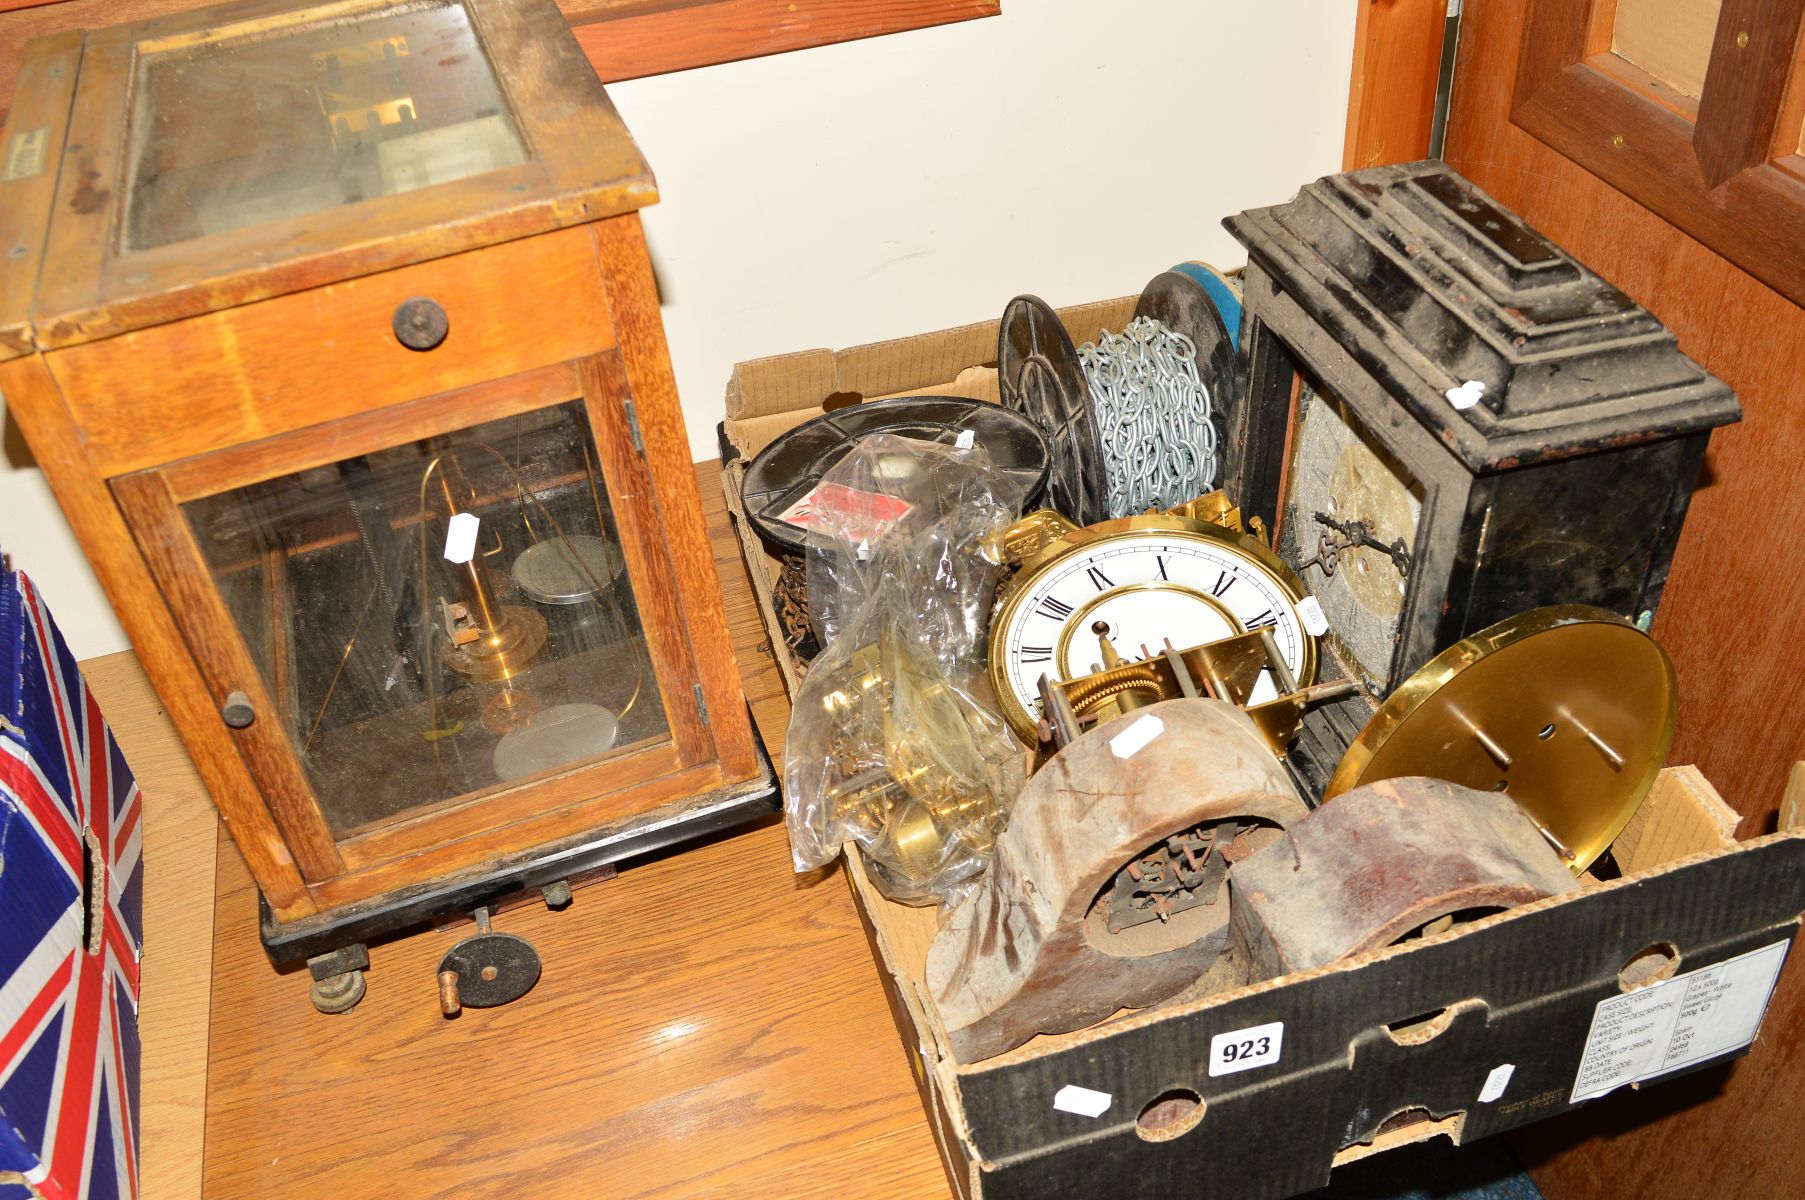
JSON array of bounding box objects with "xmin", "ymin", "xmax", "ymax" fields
[{"xmin": 0, "ymin": 0, "xmax": 776, "ymax": 979}]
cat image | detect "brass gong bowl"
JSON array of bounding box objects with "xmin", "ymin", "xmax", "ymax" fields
[{"xmin": 1325, "ymin": 605, "xmax": 1677, "ymax": 874}]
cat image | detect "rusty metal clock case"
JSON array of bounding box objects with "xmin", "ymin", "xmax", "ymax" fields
[{"xmin": 1222, "ymin": 162, "xmax": 1740, "ymax": 796}]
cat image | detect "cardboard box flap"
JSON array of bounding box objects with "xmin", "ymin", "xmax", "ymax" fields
[
  {"xmin": 725, "ymin": 349, "xmax": 842, "ymax": 422},
  {"xmin": 723, "ymin": 296, "xmax": 1140, "ymax": 422},
  {"xmin": 1609, "ymin": 765, "xmax": 1740, "ymax": 871}
]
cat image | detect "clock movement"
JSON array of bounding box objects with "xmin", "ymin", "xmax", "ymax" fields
[
  {"xmin": 1222, "ymin": 162, "xmax": 1740, "ymax": 795},
  {"xmin": 987, "ymin": 494, "xmax": 1317, "ymax": 744}
]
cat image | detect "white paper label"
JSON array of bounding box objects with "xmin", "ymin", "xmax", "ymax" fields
[
  {"xmin": 1208, "ymin": 1019, "xmax": 1284, "ymax": 1077},
  {"xmin": 954, "ymin": 429, "xmax": 975, "ymax": 450},
  {"xmin": 1445, "ymin": 379, "xmax": 1486, "ymax": 410},
  {"xmin": 1478, "ymin": 1063, "xmax": 1515, "ymax": 1103},
  {"xmin": 1052, "ymin": 1084, "xmax": 1113, "ymax": 1118},
  {"xmin": 1109, "ymin": 714, "xmax": 1164, "ymax": 759},
  {"xmin": 443, "ymin": 512, "xmax": 480, "ymax": 564},
  {"xmin": 3, "ymin": 127, "xmax": 47, "ymax": 181},
  {"xmin": 1298, "ymin": 595, "xmax": 1330, "ymax": 637},
  {"xmin": 1570, "ymin": 941, "xmax": 1789, "ymax": 1103}
]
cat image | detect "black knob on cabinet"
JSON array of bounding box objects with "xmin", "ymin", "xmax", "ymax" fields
[
  {"xmin": 222, "ymin": 690, "xmax": 256, "ymax": 729},
  {"xmin": 392, "ymin": 297, "xmax": 449, "ymax": 351}
]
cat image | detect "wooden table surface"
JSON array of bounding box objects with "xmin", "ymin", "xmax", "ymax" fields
[{"xmin": 92, "ymin": 460, "xmax": 949, "ymax": 1200}]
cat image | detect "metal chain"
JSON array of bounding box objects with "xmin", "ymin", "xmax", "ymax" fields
[{"xmin": 1077, "ymin": 316, "xmax": 1217, "ymax": 516}]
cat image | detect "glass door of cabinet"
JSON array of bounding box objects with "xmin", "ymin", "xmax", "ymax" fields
[{"xmin": 115, "ymin": 366, "xmax": 711, "ymax": 886}]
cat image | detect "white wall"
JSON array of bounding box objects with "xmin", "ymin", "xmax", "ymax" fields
[
  {"xmin": 610, "ymin": 0, "xmax": 1357, "ymax": 461},
  {"xmin": 0, "ymin": 0, "xmax": 1354, "ymax": 660}
]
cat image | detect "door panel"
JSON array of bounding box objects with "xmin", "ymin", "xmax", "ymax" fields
[
  {"xmin": 1445, "ymin": 3, "xmax": 1805, "ymax": 1197},
  {"xmin": 114, "ymin": 356, "xmax": 718, "ymax": 903}
]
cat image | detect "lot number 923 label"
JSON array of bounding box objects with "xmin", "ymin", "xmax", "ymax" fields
[{"xmin": 1208, "ymin": 1020, "xmax": 1284, "ymax": 1077}]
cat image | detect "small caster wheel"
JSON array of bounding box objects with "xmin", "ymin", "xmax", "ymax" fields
[
  {"xmin": 437, "ymin": 906, "xmax": 540, "ymax": 1017},
  {"xmin": 310, "ymin": 969, "xmax": 366, "ymax": 1014}
]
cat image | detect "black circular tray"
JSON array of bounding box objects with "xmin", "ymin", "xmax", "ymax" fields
[{"xmin": 739, "ymin": 394, "xmax": 1052, "ymax": 556}]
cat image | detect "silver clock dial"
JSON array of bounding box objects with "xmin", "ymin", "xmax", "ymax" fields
[{"xmin": 1283, "ymin": 383, "xmax": 1422, "ymax": 693}]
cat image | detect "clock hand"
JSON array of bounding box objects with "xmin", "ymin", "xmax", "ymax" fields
[{"xmin": 1311, "ymin": 512, "xmax": 1414, "ymax": 578}]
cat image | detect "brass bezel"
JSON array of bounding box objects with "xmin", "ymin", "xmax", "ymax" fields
[
  {"xmin": 987, "ymin": 509, "xmax": 1319, "ymax": 742},
  {"xmin": 1325, "ymin": 604, "xmax": 1678, "ymax": 874}
]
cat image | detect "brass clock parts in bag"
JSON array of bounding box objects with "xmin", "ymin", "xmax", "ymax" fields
[{"xmin": 809, "ymin": 644, "xmax": 1013, "ymax": 902}]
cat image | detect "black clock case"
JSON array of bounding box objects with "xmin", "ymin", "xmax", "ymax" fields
[{"xmin": 1222, "ymin": 162, "xmax": 1740, "ymax": 797}]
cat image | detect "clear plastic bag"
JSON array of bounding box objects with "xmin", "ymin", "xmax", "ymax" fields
[{"xmin": 783, "ymin": 433, "xmax": 1027, "ymax": 905}]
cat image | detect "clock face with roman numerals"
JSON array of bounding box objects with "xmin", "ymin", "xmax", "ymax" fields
[{"xmin": 988, "ymin": 518, "xmax": 1318, "ymax": 742}]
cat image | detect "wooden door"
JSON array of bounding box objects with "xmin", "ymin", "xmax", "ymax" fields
[{"xmin": 1441, "ymin": 2, "xmax": 1805, "ymax": 1196}]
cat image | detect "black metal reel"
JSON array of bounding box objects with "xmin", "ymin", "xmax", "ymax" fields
[
  {"xmin": 437, "ymin": 906, "xmax": 542, "ymax": 1017},
  {"xmin": 998, "ymin": 295, "xmax": 1108, "ymax": 525},
  {"xmin": 738, "ymin": 394, "xmax": 1053, "ymax": 557}
]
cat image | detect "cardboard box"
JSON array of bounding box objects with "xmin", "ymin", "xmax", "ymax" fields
[
  {"xmin": 0, "ymin": 569, "xmax": 144, "ymax": 1200},
  {"xmin": 719, "ymin": 295, "xmax": 1137, "ymax": 696},
  {"xmin": 846, "ymin": 768, "xmax": 1805, "ymax": 1200},
  {"xmin": 716, "ymin": 308, "xmax": 1805, "ymax": 1200}
]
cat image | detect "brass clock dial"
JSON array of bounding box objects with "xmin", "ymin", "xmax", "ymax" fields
[{"xmin": 988, "ymin": 505, "xmax": 1318, "ymax": 743}]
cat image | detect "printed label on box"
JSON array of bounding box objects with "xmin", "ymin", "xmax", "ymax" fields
[
  {"xmin": 1570, "ymin": 940, "xmax": 1789, "ymax": 1103},
  {"xmin": 776, "ymin": 481, "xmax": 914, "ymax": 543},
  {"xmin": 1208, "ymin": 1020, "xmax": 1284, "ymax": 1077}
]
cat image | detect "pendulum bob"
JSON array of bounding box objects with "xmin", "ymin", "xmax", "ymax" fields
[
  {"xmin": 924, "ymin": 698, "xmax": 1310, "ymax": 1063},
  {"xmin": 1229, "ymin": 777, "xmax": 1580, "ymax": 983}
]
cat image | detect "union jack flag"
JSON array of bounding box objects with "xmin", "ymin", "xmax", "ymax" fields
[{"xmin": 0, "ymin": 571, "xmax": 143, "ymax": 1200}]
